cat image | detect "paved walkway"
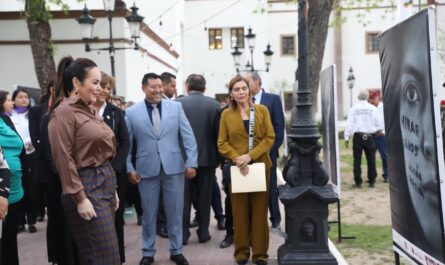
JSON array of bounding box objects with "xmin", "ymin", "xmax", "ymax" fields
[
  {"xmin": 17, "ymin": 210, "xmax": 283, "ymax": 265},
  {"xmin": 16, "ymin": 170, "xmax": 347, "ymax": 265}
]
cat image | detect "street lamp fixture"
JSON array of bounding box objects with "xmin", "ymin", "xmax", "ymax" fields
[
  {"xmin": 77, "ymin": 5, "xmax": 96, "ymax": 42},
  {"xmin": 103, "ymin": 0, "xmax": 116, "ymax": 11},
  {"xmin": 277, "ymin": 1, "xmax": 338, "ymax": 264},
  {"xmin": 231, "ymin": 45, "xmax": 242, "ymax": 72},
  {"xmin": 230, "ymin": 27, "xmax": 273, "ymax": 73},
  {"xmin": 77, "ymin": 1, "xmax": 144, "ymax": 89},
  {"xmin": 245, "ymin": 26, "xmax": 256, "ymax": 50},
  {"xmin": 263, "ymin": 43, "xmax": 273, "ymax": 71},
  {"xmin": 346, "ymin": 66, "xmax": 355, "ymax": 108}
]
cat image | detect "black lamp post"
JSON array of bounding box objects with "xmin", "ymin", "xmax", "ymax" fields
[
  {"xmin": 230, "ymin": 27, "xmax": 274, "ymax": 73},
  {"xmin": 77, "ymin": 0, "xmax": 144, "ymax": 92},
  {"xmin": 346, "ymin": 67, "xmax": 355, "ymax": 109},
  {"xmin": 277, "ymin": 1, "xmax": 338, "ymax": 264}
]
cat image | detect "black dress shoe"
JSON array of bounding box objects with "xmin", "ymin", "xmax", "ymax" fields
[
  {"xmin": 254, "ymin": 259, "xmax": 268, "ymax": 265},
  {"xmin": 236, "ymin": 259, "xmax": 248, "ymax": 265},
  {"xmin": 37, "ymin": 215, "xmax": 44, "ymax": 222},
  {"xmin": 170, "ymin": 254, "xmax": 189, "ymax": 265},
  {"xmin": 189, "ymin": 217, "xmax": 198, "ymax": 228},
  {"xmin": 139, "ymin": 256, "xmax": 154, "ymax": 265},
  {"xmin": 369, "ymin": 182, "xmax": 375, "ymax": 188},
  {"xmin": 217, "ymin": 218, "xmax": 226, "ymax": 230},
  {"xmin": 157, "ymin": 227, "xmax": 168, "ymax": 238},
  {"xmin": 352, "ymin": 183, "xmax": 362, "ymax": 189},
  {"xmin": 219, "ymin": 234, "xmax": 233, "ymax": 248},
  {"xmin": 198, "ymin": 235, "xmax": 211, "ymax": 243},
  {"xmin": 28, "ymin": 225, "xmax": 37, "ymax": 233},
  {"xmin": 271, "ymin": 222, "xmax": 281, "ymax": 230}
]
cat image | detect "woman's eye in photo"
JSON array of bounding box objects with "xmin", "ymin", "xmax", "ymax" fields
[{"xmin": 404, "ymin": 82, "xmax": 421, "ymax": 103}]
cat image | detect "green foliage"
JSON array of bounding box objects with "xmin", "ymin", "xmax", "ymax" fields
[
  {"xmin": 25, "ymin": 0, "xmax": 72, "ymax": 23},
  {"xmin": 331, "ymin": 0, "xmax": 397, "ymax": 28},
  {"xmin": 329, "ymin": 224, "xmax": 393, "ymax": 253},
  {"xmin": 47, "ymin": 39, "xmax": 57, "ymax": 56}
]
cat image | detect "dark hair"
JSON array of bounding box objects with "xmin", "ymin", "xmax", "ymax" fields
[
  {"xmin": 186, "ymin": 74, "xmax": 206, "ymax": 92},
  {"xmin": 248, "ymin": 71, "xmax": 262, "ymax": 87},
  {"xmin": 12, "ymin": 88, "xmax": 31, "ymax": 108},
  {"xmin": 40, "ymin": 79, "xmax": 55, "ymax": 104},
  {"xmin": 0, "ymin": 91, "xmax": 9, "ymax": 113},
  {"xmin": 51, "ymin": 56, "xmax": 97, "ymax": 112},
  {"xmin": 160, "ymin": 72, "xmax": 176, "ymax": 85},
  {"xmin": 227, "ymin": 75, "xmax": 251, "ymax": 109},
  {"xmin": 111, "ymin": 95, "xmax": 124, "ymax": 104},
  {"xmin": 142, "ymin": 73, "xmax": 161, "ymax": 86}
]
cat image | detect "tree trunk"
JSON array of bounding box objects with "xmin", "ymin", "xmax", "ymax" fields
[
  {"xmin": 26, "ymin": 0, "xmax": 56, "ymax": 95},
  {"xmin": 307, "ymin": 0, "xmax": 335, "ymax": 109}
]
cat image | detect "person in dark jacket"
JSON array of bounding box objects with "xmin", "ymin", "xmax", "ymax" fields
[
  {"xmin": 93, "ymin": 71, "xmax": 130, "ymax": 264},
  {"xmin": 29, "ymin": 81, "xmax": 54, "ymax": 222},
  {"xmin": 38, "ymin": 82, "xmax": 79, "ymax": 265}
]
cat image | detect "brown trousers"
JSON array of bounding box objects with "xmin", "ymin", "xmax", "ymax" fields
[{"xmin": 231, "ymin": 172, "xmax": 270, "ymax": 262}]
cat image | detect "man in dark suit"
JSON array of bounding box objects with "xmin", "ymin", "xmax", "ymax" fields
[
  {"xmin": 245, "ymin": 72, "xmax": 285, "ymax": 230},
  {"xmin": 176, "ymin": 74, "xmax": 220, "ymax": 244}
]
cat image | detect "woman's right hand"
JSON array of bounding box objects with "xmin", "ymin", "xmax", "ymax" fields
[
  {"xmin": 0, "ymin": 196, "xmax": 8, "ymax": 219},
  {"xmin": 77, "ymin": 198, "xmax": 97, "ymax": 221}
]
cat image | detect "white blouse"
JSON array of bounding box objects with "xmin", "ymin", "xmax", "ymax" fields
[{"xmin": 10, "ymin": 109, "xmax": 34, "ymax": 155}]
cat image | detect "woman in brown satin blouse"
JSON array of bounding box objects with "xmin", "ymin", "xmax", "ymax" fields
[
  {"xmin": 218, "ymin": 75, "xmax": 275, "ymax": 265},
  {"xmin": 48, "ymin": 56, "xmax": 120, "ymax": 265}
]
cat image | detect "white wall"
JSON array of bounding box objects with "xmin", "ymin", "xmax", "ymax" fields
[
  {"xmin": 0, "ymin": 0, "xmax": 179, "ymax": 101},
  {"xmin": 182, "ymin": 0, "xmax": 269, "ymax": 98},
  {"xmin": 0, "ymin": 0, "xmax": 443, "ymax": 107},
  {"xmin": 266, "ymin": 2, "xmax": 298, "ymax": 94}
]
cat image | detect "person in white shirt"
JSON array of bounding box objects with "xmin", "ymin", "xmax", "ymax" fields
[
  {"xmin": 344, "ymin": 89, "xmax": 382, "ymax": 188},
  {"xmin": 10, "ymin": 88, "xmax": 38, "ymax": 233},
  {"xmin": 368, "ymin": 90, "xmax": 388, "ymax": 183}
]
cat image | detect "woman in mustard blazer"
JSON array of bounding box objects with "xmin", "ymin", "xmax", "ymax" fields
[{"xmin": 218, "ymin": 75, "xmax": 275, "ymax": 265}]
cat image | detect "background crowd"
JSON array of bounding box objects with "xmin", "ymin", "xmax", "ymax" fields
[{"xmin": 0, "ymin": 55, "xmax": 286, "ymax": 265}]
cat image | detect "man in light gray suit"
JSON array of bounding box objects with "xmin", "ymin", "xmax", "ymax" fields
[
  {"xmin": 176, "ymin": 74, "xmax": 220, "ymax": 244},
  {"xmin": 126, "ymin": 73, "xmax": 197, "ymax": 265}
]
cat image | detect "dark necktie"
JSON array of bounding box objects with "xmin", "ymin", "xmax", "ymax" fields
[{"xmin": 151, "ymin": 104, "xmax": 161, "ymax": 134}]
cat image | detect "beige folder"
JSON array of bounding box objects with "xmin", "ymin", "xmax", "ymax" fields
[{"xmin": 231, "ymin": 163, "xmax": 267, "ymax": 193}]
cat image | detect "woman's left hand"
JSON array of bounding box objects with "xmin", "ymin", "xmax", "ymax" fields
[
  {"xmin": 235, "ymin": 154, "xmax": 252, "ymax": 168},
  {"xmin": 114, "ymin": 191, "xmax": 119, "ymax": 212}
]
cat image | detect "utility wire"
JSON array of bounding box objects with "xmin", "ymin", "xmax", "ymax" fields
[
  {"xmin": 146, "ymin": 0, "xmax": 181, "ymax": 26},
  {"xmin": 161, "ymin": 0, "xmax": 244, "ymax": 42}
]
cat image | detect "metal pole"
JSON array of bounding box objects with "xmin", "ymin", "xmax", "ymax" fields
[
  {"xmin": 277, "ymin": 1, "xmax": 338, "ymax": 263},
  {"xmin": 107, "ymin": 10, "xmax": 117, "ymax": 95},
  {"xmin": 250, "ymin": 48, "xmax": 254, "ymax": 72},
  {"xmin": 394, "ymin": 251, "xmax": 401, "ymax": 265},
  {"xmin": 350, "ymin": 88, "xmax": 353, "ymax": 109}
]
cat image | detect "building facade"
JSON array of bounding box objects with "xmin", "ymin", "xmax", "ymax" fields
[{"xmin": 0, "ymin": 0, "xmax": 443, "ymax": 116}]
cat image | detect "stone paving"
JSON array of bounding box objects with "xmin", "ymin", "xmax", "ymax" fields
[{"xmin": 17, "ymin": 210, "xmax": 283, "ymax": 265}]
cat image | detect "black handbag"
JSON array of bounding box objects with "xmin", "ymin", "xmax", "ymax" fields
[
  {"xmin": 221, "ymin": 106, "xmax": 255, "ymax": 181},
  {"xmin": 221, "ymin": 161, "xmax": 234, "ymax": 181}
]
